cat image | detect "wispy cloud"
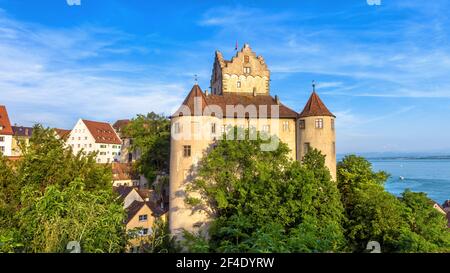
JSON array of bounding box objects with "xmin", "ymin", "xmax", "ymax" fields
[{"xmin": 0, "ymin": 11, "xmax": 188, "ymax": 128}]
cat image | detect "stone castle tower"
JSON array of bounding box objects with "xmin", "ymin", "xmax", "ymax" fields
[{"xmin": 169, "ymin": 44, "xmax": 336, "ymax": 241}]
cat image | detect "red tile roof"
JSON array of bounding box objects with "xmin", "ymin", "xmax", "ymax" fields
[
  {"xmin": 112, "ymin": 119, "xmax": 130, "ymax": 132},
  {"xmin": 54, "ymin": 128, "xmax": 71, "ymax": 140},
  {"xmin": 175, "ymin": 84, "xmax": 208, "ymax": 116},
  {"xmin": 82, "ymin": 119, "xmax": 122, "ymax": 145},
  {"xmin": 173, "ymin": 85, "xmax": 298, "ymax": 118},
  {"xmin": 112, "ymin": 163, "xmax": 139, "ymax": 181},
  {"xmin": 126, "ymin": 200, "xmax": 166, "ymax": 224},
  {"xmin": 299, "ymin": 92, "xmax": 335, "ymax": 118},
  {"xmin": 0, "ymin": 105, "xmax": 13, "ymax": 135}
]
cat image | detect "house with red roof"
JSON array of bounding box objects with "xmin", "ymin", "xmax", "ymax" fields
[
  {"xmin": 0, "ymin": 105, "xmax": 14, "ymax": 156},
  {"xmin": 66, "ymin": 119, "xmax": 122, "ymax": 163}
]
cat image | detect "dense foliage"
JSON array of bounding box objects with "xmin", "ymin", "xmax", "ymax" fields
[
  {"xmin": 0, "ymin": 125, "xmax": 127, "ymax": 253},
  {"xmin": 338, "ymin": 155, "xmax": 450, "ymax": 252},
  {"xmin": 184, "ymin": 130, "xmax": 346, "ymax": 252},
  {"xmin": 123, "ymin": 112, "xmax": 170, "ymax": 183},
  {"xmin": 183, "ymin": 129, "xmax": 450, "ymax": 253}
]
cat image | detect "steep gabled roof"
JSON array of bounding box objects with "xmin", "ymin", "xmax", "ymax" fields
[
  {"xmin": 172, "ymin": 84, "xmax": 208, "ymax": 117},
  {"xmin": 0, "ymin": 105, "xmax": 13, "ymax": 135},
  {"xmin": 114, "ymin": 186, "xmax": 135, "ymax": 200},
  {"xmin": 112, "ymin": 163, "xmax": 139, "ymax": 181},
  {"xmin": 113, "ymin": 119, "xmax": 130, "ymax": 132},
  {"xmin": 205, "ymin": 93, "xmax": 298, "ymax": 118},
  {"xmin": 54, "ymin": 128, "xmax": 71, "ymax": 140},
  {"xmin": 126, "ymin": 200, "xmax": 166, "ymax": 224},
  {"xmin": 82, "ymin": 119, "xmax": 122, "ymax": 145},
  {"xmin": 299, "ymin": 92, "xmax": 335, "ymax": 118},
  {"xmin": 172, "ymin": 85, "xmax": 298, "ymax": 119}
]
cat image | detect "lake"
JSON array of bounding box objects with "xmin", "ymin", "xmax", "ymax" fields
[{"xmin": 367, "ymin": 158, "xmax": 450, "ymax": 205}]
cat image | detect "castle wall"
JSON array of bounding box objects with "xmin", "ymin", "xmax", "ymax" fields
[
  {"xmin": 169, "ymin": 115, "xmax": 216, "ymax": 239},
  {"xmin": 211, "ymin": 44, "xmax": 270, "ymax": 95},
  {"xmin": 297, "ymin": 116, "xmax": 336, "ymax": 180},
  {"xmin": 169, "ymin": 115, "xmax": 298, "ymax": 239},
  {"xmin": 222, "ymin": 74, "xmax": 269, "ymax": 95}
]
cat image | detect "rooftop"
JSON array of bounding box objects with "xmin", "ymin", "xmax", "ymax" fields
[
  {"xmin": 173, "ymin": 85, "xmax": 298, "ymax": 119},
  {"xmin": 0, "ymin": 105, "xmax": 13, "ymax": 135},
  {"xmin": 82, "ymin": 119, "xmax": 122, "ymax": 145}
]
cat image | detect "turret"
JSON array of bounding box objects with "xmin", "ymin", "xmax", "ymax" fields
[
  {"xmin": 297, "ymin": 84, "xmax": 337, "ymax": 180},
  {"xmin": 169, "ymin": 84, "xmax": 215, "ymax": 243}
]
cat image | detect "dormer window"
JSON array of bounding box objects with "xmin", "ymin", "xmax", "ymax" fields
[{"xmin": 244, "ymin": 67, "xmax": 251, "ymax": 74}]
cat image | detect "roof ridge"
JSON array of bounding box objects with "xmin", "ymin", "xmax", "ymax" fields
[{"xmin": 299, "ymin": 91, "xmax": 335, "ymax": 118}]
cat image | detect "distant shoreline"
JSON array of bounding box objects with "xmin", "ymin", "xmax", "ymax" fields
[{"xmin": 366, "ymin": 156, "xmax": 450, "ymax": 161}]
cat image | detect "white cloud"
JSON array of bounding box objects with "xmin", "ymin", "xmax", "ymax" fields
[{"xmin": 0, "ymin": 11, "xmax": 188, "ymax": 129}]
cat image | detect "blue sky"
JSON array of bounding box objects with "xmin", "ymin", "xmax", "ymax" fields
[{"xmin": 1, "ymin": 0, "xmax": 450, "ymax": 154}]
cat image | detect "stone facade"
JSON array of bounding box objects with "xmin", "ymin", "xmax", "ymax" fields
[
  {"xmin": 169, "ymin": 44, "xmax": 336, "ymax": 242},
  {"xmin": 211, "ymin": 44, "xmax": 270, "ymax": 95}
]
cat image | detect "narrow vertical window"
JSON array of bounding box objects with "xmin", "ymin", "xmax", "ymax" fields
[
  {"xmin": 315, "ymin": 118, "xmax": 323, "ymax": 129},
  {"xmin": 211, "ymin": 123, "xmax": 216, "ymax": 134},
  {"xmin": 183, "ymin": 145, "xmax": 192, "ymax": 157},
  {"xmin": 331, "ymin": 119, "xmax": 335, "ymax": 130},
  {"xmin": 237, "ymin": 81, "xmax": 241, "ymax": 88},
  {"xmin": 299, "ymin": 120, "xmax": 306, "ymax": 129},
  {"xmin": 174, "ymin": 122, "xmax": 181, "ymax": 134},
  {"xmin": 304, "ymin": 142, "xmax": 310, "ymax": 154},
  {"xmin": 244, "ymin": 55, "xmax": 250, "ymax": 63},
  {"xmin": 283, "ymin": 121, "xmax": 289, "ymax": 132}
]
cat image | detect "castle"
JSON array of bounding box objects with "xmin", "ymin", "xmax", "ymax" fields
[{"xmin": 169, "ymin": 44, "xmax": 336, "ymax": 239}]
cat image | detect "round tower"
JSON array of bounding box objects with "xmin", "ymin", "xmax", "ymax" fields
[
  {"xmin": 169, "ymin": 84, "xmax": 214, "ymax": 243},
  {"xmin": 297, "ymin": 84, "xmax": 336, "ymax": 180}
]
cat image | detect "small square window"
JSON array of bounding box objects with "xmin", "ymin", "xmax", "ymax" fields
[
  {"xmin": 244, "ymin": 67, "xmax": 251, "ymax": 74},
  {"xmin": 139, "ymin": 215, "xmax": 148, "ymax": 222},
  {"xmin": 0, "ymin": 137, "xmax": 4, "ymax": 142},
  {"xmin": 262, "ymin": 125, "xmax": 270, "ymax": 133}
]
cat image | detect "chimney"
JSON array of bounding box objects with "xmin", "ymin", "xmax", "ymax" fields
[{"xmin": 275, "ymin": 95, "xmax": 280, "ymax": 105}]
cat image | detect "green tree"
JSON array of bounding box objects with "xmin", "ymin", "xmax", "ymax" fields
[
  {"xmin": 17, "ymin": 179, "xmax": 126, "ymax": 253},
  {"xmin": 184, "ymin": 129, "xmax": 345, "ymax": 253},
  {"xmin": 0, "ymin": 125, "xmax": 126, "ymax": 253},
  {"xmin": 397, "ymin": 190, "xmax": 450, "ymax": 252},
  {"xmin": 337, "ymin": 155, "xmax": 450, "ymax": 253},
  {"xmin": 124, "ymin": 112, "xmax": 170, "ymax": 184}
]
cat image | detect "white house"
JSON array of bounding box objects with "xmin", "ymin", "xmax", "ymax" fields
[
  {"xmin": 66, "ymin": 119, "xmax": 122, "ymax": 163},
  {"xmin": 0, "ymin": 105, "xmax": 13, "ymax": 157}
]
